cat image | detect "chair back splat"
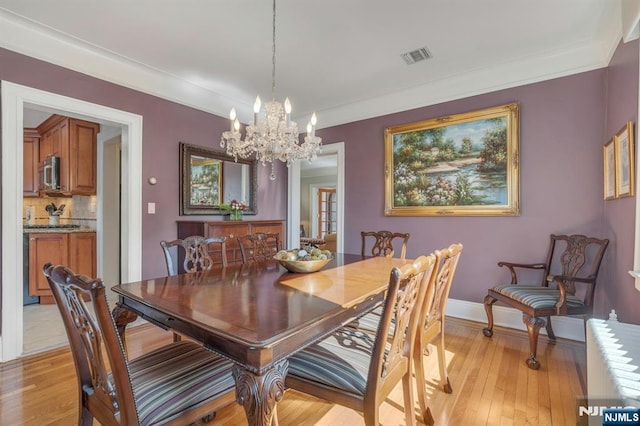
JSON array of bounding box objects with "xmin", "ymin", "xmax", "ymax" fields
[
  {"xmin": 44, "ymin": 263, "xmax": 236, "ymax": 425},
  {"xmin": 160, "ymin": 235, "xmax": 227, "ymax": 276},
  {"xmin": 483, "ymin": 233, "xmax": 609, "ymax": 370},
  {"xmin": 160, "ymin": 235, "xmax": 227, "ymax": 341},
  {"xmin": 361, "ymin": 230, "xmax": 410, "ymax": 259},
  {"xmin": 238, "ymin": 232, "xmax": 281, "ymax": 263},
  {"xmin": 285, "ymin": 254, "xmax": 438, "ymax": 426}
]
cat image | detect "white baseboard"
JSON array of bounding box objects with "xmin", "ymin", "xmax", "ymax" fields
[{"xmin": 446, "ymin": 298, "xmax": 585, "ymax": 342}]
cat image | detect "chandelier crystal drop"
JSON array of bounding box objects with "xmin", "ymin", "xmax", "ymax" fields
[{"xmin": 220, "ymin": 0, "xmax": 322, "ymax": 180}]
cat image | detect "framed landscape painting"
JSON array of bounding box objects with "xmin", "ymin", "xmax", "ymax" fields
[{"xmin": 384, "ymin": 103, "xmax": 520, "ymax": 216}]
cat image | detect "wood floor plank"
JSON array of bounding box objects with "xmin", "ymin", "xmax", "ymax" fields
[
  {"xmin": 485, "ymin": 337, "xmax": 507, "ymax": 425},
  {"xmin": 1, "ymin": 317, "xmax": 586, "ymax": 425},
  {"xmin": 460, "ymin": 326, "xmax": 501, "ymax": 424},
  {"xmin": 547, "ymin": 344, "xmax": 566, "ymax": 425}
]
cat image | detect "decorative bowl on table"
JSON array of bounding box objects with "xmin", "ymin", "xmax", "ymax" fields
[{"xmin": 274, "ymin": 249, "xmax": 333, "ymax": 273}]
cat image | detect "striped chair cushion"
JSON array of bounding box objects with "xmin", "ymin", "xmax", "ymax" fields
[
  {"xmin": 491, "ymin": 284, "xmax": 585, "ymax": 310},
  {"xmin": 349, "ymin": 305, "xmax": 384, "ymax": 334},
  {"xmin": 288, "ymin": 327, "xmax": 379, "ymax": 395},
  {"xmin": 128, "ymin": 341, "xmax": 235, "ymax": 426}
]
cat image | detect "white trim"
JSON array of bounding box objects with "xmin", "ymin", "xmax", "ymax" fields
[
  {"xmin": 288, "ymin": 142, "xmax": 344, "ymax": 253},
  {"xmin": 633, "ymin": 39, "xmax": 640, "ymax": 291},
  {"xmin": 622, "ymin": 0, "xmax": 640, "ymax": 42},
  {"xmin": 287, "ymin": 164, "xmax": 301, "ymax": 249},
  {"xmin": 0, "ymin": 8, "xmax": 620, "ymax": 129},
  {"xmin": 446, "ymin": 298, "xmax": 586, "ymax": 342},
  {"xmin": 0, "ymin": 81, "xmax": 143, "ymax": 362}
]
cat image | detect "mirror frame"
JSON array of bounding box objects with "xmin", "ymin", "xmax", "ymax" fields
[{"xmin": 179, "ymin": 142, "xmax": 258, "ymax": 215}]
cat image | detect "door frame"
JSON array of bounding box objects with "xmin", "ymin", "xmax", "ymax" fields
[
  {"xmin": 0, "ymin": 81, "xmax": 143, "ymax": 361},
  {"xmin": 287, "ymin": 142, "xmax": 344, "ymax": 252}
]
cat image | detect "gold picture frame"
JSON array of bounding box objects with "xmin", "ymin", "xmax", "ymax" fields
[
  {"xmin": 603, "ymin": 138, "xmax": 616, "ymax": 200},
  {"xmin": 384, "ymin": 103, "xmax": 520, "ymax": 216},
  {"xmin": 614, "ymin": 121, "xmax": 634, "ymax": 198}
]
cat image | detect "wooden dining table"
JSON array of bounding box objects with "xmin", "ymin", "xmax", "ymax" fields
[{"xmin": 111, "ymin": 253, "xmax": 409, "ymax": 426}]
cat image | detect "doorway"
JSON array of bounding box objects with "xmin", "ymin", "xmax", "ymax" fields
[
  {"xmin": 287, "ymin": 142, "xmax": 344, "ymax": 252},
  {"xmin": 1, "ymin": 81, "xmax": 143, "ymax": 362}
]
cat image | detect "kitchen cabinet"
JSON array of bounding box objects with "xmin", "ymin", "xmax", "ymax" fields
[
  {"xmin": 28, "ymin": 232, "xmax": 69, "ymax": 304},
  {"xmin": 68, "ymin": 232, "xmax": 97, "ymax": 278},
  {"xmin": 37, "ymin": 114, "xmax": 99, "ymax": 196},
  {"xmin": 176, "ymin": 220, "xmax": 285, "ymax": 268},
  {"xmin": 28, "ymin": 231, "xmax": 96, "ymax": 304},
  {"xmin": 23, "ymin": 129, "xmax": 40, "ymax": 197}
]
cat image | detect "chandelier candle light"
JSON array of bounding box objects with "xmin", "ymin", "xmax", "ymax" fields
[{"xmin": 220, "ymin": 0, "xmax": 322, "ymax": 180}]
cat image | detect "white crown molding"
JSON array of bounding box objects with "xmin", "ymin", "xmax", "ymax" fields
[
  {"xmin": 0, "ymin": 9, "xmax": 248, "ymax": 118},
  {"xmin": 0, "ymin": 7, "xmax": 623, "ymax": 129},
  {"xmin": 622, "ymin": 0, "xmax": 640, "ymax": 42}
]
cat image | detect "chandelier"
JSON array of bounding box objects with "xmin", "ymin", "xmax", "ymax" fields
[{"xmin": 220, "ymin": 0, "xmax": 322, "ymax": 181}]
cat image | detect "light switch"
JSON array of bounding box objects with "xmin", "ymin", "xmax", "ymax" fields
[{"xmin": 148, "ymin": 202, "xmax": 156, "ymax": 214}]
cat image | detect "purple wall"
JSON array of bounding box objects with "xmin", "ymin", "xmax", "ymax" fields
[
  {"xmin": 602, "ymin": 39, "xmax": 640, "ymax": 322},
  {"xmin": 1, "ymin": 38, "xmax": 638, "ymax": 322},
  {"xmin": 317, "ymin": 69, "xmax": 609, "ymax": 309},
  {"xmin": 0, "ymin": 48, "xmax": 288, "ymax": 279}
]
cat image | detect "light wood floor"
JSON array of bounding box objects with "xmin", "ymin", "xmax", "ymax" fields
[{"xmin": 0, "ymin": 317, "xmax": 586, "ymax": 425}]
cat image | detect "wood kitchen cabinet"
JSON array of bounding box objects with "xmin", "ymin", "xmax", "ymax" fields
[
  {"xmin": 68, "ymin": 232, "xmax": 97, "ymax": 278},
  {"xmin": 37, "ymin": 114, "xmax": 99, "ymax": 196},
  {"xmin": 28, "ymin": 232, "xmax": 96, "ymax": 304},
  {"xmin": 23, "ymin": 129, "xmax": 40, "ymax": 197},
  {"xmin": 28, "ymin": 233, "xmax": 69, "ymax": 304},
  {"xmin": 176, "ymin": 220, "xmax": 285, "ymax": 268}
]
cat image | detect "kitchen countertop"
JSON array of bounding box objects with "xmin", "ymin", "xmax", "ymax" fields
[{"xmin": 23, "ymin": 225, "xmax": 95, "ymax": 234}]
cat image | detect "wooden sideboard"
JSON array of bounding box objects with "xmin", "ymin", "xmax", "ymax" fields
[{"xmin": 176, "ymin": 219, "xmax": 285, "ymax": 268}]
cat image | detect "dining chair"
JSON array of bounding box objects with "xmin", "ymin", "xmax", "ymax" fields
[
  {"xmin": 483, "ymin": 234, "xmax": 608, "ymax": 369},
  {"xmin": 361, "ymin": 230, "xmax": 410, "ymax": 259},
  {"xmin": 160, "ymin": 235, "xmax": 227, "ymax": 276},
  {"xmin": 237, "ymin": 232, "xmax": 280, "ymax": 263},
  {"xmin": 347, "ymin": 243, "xmax": 463, "ymax": 424},
  {"xmin": 284, "ymin": 254, "xmax": 438, "ymax": 426},
  {"xmin": 413, "ymin": 243, "xmax": 463, "ymax": 423},
  {"xmin": 161, "ymin": 235, "xmax": 227, "ymax": 341},
  {"xmin": 43, "ymin": 263, "xmax": 236, "ymax": 426}
]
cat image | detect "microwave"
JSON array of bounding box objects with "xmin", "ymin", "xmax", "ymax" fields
[{"xmin": 40, "ymin": 156, "xmax": 60, "ymax": 191}]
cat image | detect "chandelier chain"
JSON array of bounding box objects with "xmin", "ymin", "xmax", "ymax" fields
[
  {"xmin": 220, "ymin": 0, "xmax": 322, "ymax": 180},
  {"xmin": 272, "ymin": 0, "xmax": 276, "ymax": 101}
]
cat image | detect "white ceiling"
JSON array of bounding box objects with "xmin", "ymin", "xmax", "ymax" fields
[{"xmin": 0, "ymin": 1, "xmax": 628, "ymax": 130}]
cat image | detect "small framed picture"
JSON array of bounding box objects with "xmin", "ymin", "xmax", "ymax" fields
[
  {"xmin": 614, "ymin": 121, "xmax": 635, "ymax": 198},
  {"xmin": 603, "ymin": 138, "xmax": 616, "ymax": 200}
]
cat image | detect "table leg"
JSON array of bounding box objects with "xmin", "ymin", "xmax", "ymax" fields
[{"xmin": 232, "ymin": 359, "xmax": 288, "ymax": 426}]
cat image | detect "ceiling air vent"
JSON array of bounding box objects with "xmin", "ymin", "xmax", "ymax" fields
[{"xmin": 401, "ymin": 47, "xmax": 432, "ymax": 65}]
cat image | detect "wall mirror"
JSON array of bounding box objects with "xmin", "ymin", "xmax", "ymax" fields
[{"xmin": 179, "ymin": 142, "xmax": 258, "ymax": 215}]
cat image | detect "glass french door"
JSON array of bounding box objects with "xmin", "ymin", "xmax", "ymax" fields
[{"xmin": 317, "ymin": 188, "xmax": 336, "ymax": 238}]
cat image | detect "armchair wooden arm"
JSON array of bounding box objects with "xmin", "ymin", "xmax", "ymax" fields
[
  {"xmin": 497, "ymin": 261, "xmax": 546, "ymax": 284},
  {"xmin": 548, "ymin": 274, "xmax": 597, "ymax": 315}
]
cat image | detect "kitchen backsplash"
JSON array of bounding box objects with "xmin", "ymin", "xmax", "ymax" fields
[{"xmin": 23, "ymin": 195, "xmax": 97, "ymax": 228}]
